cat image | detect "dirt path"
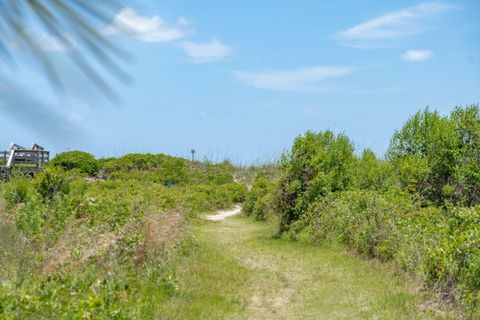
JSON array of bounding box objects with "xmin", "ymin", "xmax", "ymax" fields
[
  {"xmin": 204, "ymin": 205, "xmax": 242, "ymax": 221},
  {"xmin": 160, "ymin": 209, "xmax": 453, "ymax": 319}
]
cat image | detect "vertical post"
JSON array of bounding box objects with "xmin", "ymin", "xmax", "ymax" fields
[{"xmin": 191, "ymin": 149, "xmax": 196, "ymax": 162}]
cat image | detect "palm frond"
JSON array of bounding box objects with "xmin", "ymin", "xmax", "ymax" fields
[{"xmin": 0, "ymin": 0, "xmax": 130, "ymax": 101}]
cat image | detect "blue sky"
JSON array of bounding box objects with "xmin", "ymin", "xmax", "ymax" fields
[{"xmin": 0, "ymin": 0, "xmax": 479, "ymax": 163}]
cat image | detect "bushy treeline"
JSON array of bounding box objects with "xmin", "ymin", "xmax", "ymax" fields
[
  {"xmin": 244, "ymin": 104, "xmax": 480, "ymax": 316},
  {"xmin": 388, "ymin": 106, "xmax": 480, "ymax": 206},
  {"xmin": 0, "ymin": 153, "xmax": 246, "ymax": 318}
]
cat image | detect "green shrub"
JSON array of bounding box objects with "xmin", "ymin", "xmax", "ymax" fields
[
  {"xmin": 100, "ymin": 153, "xmax": 236, "ymax": 188},
  {"xmin": 4, "ymin": 175, "xmax": 32, "ymax": 206},
  {"xmin": 425, "ymin": 206, "xmax": 480, "ymax": 316},
  {"xmin": 243, "ymin": 174, "xmax": 274, "ymax": 221},
  {"xmin": 250, "ymin": 104, "xmax": 480, "ymax": 315},
  {"xmin": 298, "ymin": 191, "xmax": 406, "ymax": 261},
  {"xmin": 353, "ymin": 149, "xmax": 397, "ymax": 191},
  {"xmin": 388, "ymin": 105, "xmax": 480, "ymax": 206},
  {"xmin": 289, "ymin": 191, "xmax": 480, "ymax": 316},
  {"xmin": 52, "ymin": 151, "xmax": 99, "ymax": 176},
  {"xmin": 276, "ymin": 130, "xmax": 355, "ymax": 231},
  {"xmin": 33, "ymin": 168, "xmax": 71, "ymax": 200}
]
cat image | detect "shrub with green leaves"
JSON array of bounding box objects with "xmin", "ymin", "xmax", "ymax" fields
[
  {"xmin": 353, "ymin": 149, "xmax": 397, "ymax": 191},
  {"xmin": 388, "ymin": 104, "xmax": 480, "ymax": 206},
  {"xmin": 33, "ymin": 168, "xmax": 71, "ymax": 200},
  {"xmin": 4, "ymin": 174, "xmax": 32, "ymax": 206},
  {"xmin": 52, "ymin": 151, "xmax": 99, "ymax": 176},
  {"xmin": 0, "ymin": 152, "xmax": 246, "ymax": 319},
  {"xmin": 243, "ymin": 174, "xmax": 274, "ymax": 221},
  {"xmin": 425, "ymin": 206, "xmax": 480, "ymax": 314},
  {"xmin": 244, "ymin": 104, "xmax": 480, "ymax": 316},
  {"xmin": 276, "ymin": 130, "xmax": 355, "ymax": 231}
]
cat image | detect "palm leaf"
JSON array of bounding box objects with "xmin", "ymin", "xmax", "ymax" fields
[{"xmin": 0, "ymin": 0, "xmax": 130, "ymax": 101}]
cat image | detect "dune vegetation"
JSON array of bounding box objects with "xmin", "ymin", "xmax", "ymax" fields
[
  {"xmin": 0, "ymin": 104, "xmax": 479, "ymax": 319},
  {"xmin": 244, "ymin": 104, "xmax": 480, "ymax": 317},
  {"xmin": 0, "ymin": 154, "xmax": 246, "ymax": 318}
]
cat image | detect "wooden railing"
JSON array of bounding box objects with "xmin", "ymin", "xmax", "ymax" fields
[
  {"xmin": 0, "ymin": 149, "xmax": 49, "ymax": 168},
  {"xmin": 0, "ymin": 147, "xmax": 49, "ymax": 181}
]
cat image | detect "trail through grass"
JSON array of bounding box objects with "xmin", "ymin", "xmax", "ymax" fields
[{"xmin": 159, "ymin": 211, "xmax": 455, "ymax": 319}]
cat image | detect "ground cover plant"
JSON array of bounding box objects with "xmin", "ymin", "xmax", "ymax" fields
[
  {"xmin": 245, "ymin": 104, "xmax": 480, "ymax": 317},
  {"xmin": 0, "ymin": 153, "xmax": 246, "ymax": 319},
  {"xmin": 1, "ymin": 104, "xmax": 478, "ymax": 318}
]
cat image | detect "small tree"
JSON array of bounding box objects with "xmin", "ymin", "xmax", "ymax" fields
[
  {"xmin": 277, "ymin": 130, "xmax": 355, "ymax": 231},
  {"xmin": 52, "ymin": 151, "xmax": 99, "ymax": 176}
]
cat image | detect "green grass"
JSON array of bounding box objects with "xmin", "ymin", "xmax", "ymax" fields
[
  {"xmin": 161, "ymin": 213, "xmax": 457, "ymax": 319},
  {"xmin": 156, "ymin": 239, "xmax": 249, "ymax": 319}
]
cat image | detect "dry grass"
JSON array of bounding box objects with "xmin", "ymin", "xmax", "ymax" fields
[
  {"xmin": 42, "ymin": 221, "xmax": 118, "ymax": 274},
  {"xmin": 135, "ymin": 210, "xmax": 186, "ymax": 266}
]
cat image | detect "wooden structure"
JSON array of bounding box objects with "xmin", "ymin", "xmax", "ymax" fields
[{"xmin": 0, "ymin": 143, "xmax": 50, "ymax": 181}]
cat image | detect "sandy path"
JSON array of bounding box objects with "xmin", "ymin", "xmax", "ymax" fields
[{"xmin": 205, "ymin": 205, "xmax": 242, "ymax": 221}]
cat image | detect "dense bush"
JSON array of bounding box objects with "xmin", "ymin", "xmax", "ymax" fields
[
  {"xmin": 4, "ymin": 174, "xmax": 32, "ymax": 206},
  {"xmin": 243, "ymin": 104, "xmax": 480, "ymax": 315},
  {"xmin": 100, "ymin": 154, "xmax": 235, "ymax": 187},
  {"xmin": 388, "ymin": 105, "xmax": 480, "ymax": 206},
  {"xmin": 99, "ymin": 153, "xmax": 174, "ymax": 174},
  {"xmin": 243, "ymin": 174, "xmax": 274, "ymax": 221},
  {"xmin": 276, "ymin": 130, "xmax": 355, "ymax": 231},
  {"xmin": 286, "ymin": 190, "xmax": 480, "ymax": 316},
  {"xmin": 353, "ymin": 149, "xmax": 397, "ymax": 191},
  {"xmin": 33, "ymin": 168, "xmax": 71, "ymax": 200},
  {"xmin": 52, "ymin": 151, "xmax": 99, "ymax": 176}
]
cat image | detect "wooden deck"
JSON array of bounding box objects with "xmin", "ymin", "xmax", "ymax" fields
[{"xmin": 0, "ymin": 143, "xmax": 49, "ymax": 181}]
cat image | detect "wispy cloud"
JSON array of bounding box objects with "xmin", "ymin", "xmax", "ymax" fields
[
  {"xmin": 335, "ymin": 1, "xmax": 457, "ymax": 47},
  {"xmin": 401, "ymin": 49, "xmax": 433, "ymax": 61},
  {"xmin": 181, "ymin": 39, "xmax": 233, "ymax": 62},
  {"xmin": 233, "ymin": 67, "xmax": 353, "ymax": 92},
  {"xmin": 105, "ymin": 7, "xmax": 193, "ymax": 42}
]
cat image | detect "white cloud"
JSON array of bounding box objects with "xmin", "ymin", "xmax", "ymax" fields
[
  {"xmin": 37, "ymin": 33, "xmax": 75, "ymax": 52},
  {"xmin": 181, "ymin": 39, "xmax": 233, "ymax": 62},
  {"xmin": 105, "ymin": 7, "xmax": 192, "ymax": 42},
  {"xmin": 336, "ymin": 1, "xmax": 457, "ymax": 43},
  {"xmin": 233, "ymin": 67, "xmax": 353, "ymax": 91},
  {"xmin": 401, "ymin": 49, "xmax": 433, "ymax": 61},
  {"xmin": 177, "ymin": 17, "xmax": 191, "ymax": 27}
]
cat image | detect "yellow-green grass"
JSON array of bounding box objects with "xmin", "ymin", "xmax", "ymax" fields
[{"xmin": 160, "ymin": 213, "xmax": 456, "ymax": 319}]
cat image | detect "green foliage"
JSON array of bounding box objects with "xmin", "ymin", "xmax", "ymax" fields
[
  {"xmin": 287, "ymin": 189, "xmax": 480, "ymax": 316},
  {"xmin": 425, "ymin": 206, "xmax": 480, "ymax": 314},
  {"xmin": 52, "ymin": 151, "xmax": 99, "ymax": 176},
  {"xmin": 354, "ymin": 149, "xmax": 397, "ymax": 191},
  {"xmin": 0, "ymin": 152, "xmax": 246, "ymax": 318},
  {"xmin": 294, "ymin": 191, "xmax": 403, "ymax": 261},
  {"xmin": 388, "ymin": 105, "xmax": 480, "ymax": 206},
  {"xmin": 243, "ymin": 174, "xmax": 274, "ymax": 221},
  {"xmin": 33, "ymin": 168, "xmax": 71, "ymax": 200},
  {"xmin": 99, "ymin": 153, "xmax": 177, "ymax": 174},
  {"xmin": 100, "ymin": 154, "xmax": 235, "ymax": 187},
  {"xmin": 4, "ymin": 174, "xmax": 32, "ymax": 206},
  {"xmin": 277, "ymin": 130, "xmax": 355, "ymax": 231},
  {"xmin": 245, "ymin": 104, "xmax": 480, "ymax": 316}
]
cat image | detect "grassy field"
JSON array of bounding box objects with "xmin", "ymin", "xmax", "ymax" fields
[{"xmin": 159, "ymin": 212, "xmax": 456, "ymax": 319}]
